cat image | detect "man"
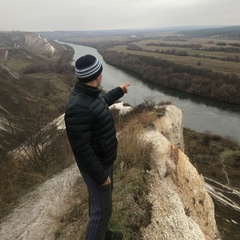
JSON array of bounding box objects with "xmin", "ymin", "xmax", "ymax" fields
[{"xmin": 64, "ymin": 54, "xmax": 130, "ymax": 240}]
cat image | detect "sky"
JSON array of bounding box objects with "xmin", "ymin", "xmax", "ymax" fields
[{"xmin": 1, "ymin": 0, "xmax": 239, "ymax": 32}]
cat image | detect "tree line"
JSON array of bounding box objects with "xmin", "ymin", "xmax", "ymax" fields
[
  {"xmin": 146, "ymin": 42, "xmax": 240, "ymax": 53},
  {"xmin": 100, "ymin": 50, "xmax": 240, "ymax": 104},
  {"xmin": 127, "ymin": 44, "xmax": 240, "ymax": 62}
]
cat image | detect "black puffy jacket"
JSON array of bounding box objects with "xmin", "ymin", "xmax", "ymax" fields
[{"xmin": 64, "ymin": 82, "xmax": 124, "ymax": 185}]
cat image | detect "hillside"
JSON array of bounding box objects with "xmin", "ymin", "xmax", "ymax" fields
[
  {"xmin": 0, "ymin": 32, "xmax": 74, "ymax": 117},
  {"xmin": 0, "ymin": 31, "xmax": 75, "ymax": 158}
]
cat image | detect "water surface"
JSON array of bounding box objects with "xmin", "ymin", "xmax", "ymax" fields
[{"xmin": 65, "ymin": 42, "xmax": 240, "ymax": 141}]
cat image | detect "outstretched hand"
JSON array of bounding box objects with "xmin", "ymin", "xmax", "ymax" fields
[{"xmin": 120, "ymin": 83, "xmax": 130, "ymax": 93}]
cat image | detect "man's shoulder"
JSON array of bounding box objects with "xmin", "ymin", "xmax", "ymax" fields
[
  {"xmin": 69, "ymin": 91, "xmax": 94, "ymax": 105},
  {"xmin": 66, "ymin": 91, "xmax": 102, "ymax": 115}
]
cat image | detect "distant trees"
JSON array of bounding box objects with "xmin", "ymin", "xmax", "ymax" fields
[
  {"xmin": 216, "ymin": 42, "xmax": 227, "ymax": 46},
  {"xmin": 203, "ymin": 46, "xmax": 240, "ymax": 53},
  {"xmin": 101, "ymin": 50, "xmax": 240, "ymax": 104},
  {"xmin": 127, "ymin": 42, "xmax": 240, "ymax": 63},
  {"xmin": 20, "ymin": 45, "xmax": 73, "ymax": 75},
  {"xmin": 54, "ymin": 49, "xmax": 74, "ymax": 74},
  {"xmin": 23, "ymin": 63, "xmax": 50, "ymax": 74},
  {"xmin": 22, "ymin": 55, "xmax": 74, "ymax": 74},
  {"xmin": 146, "ymin": 42, "xmax": 202, "ymax": 49}
]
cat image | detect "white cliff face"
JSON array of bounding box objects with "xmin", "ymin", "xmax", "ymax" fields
[
  {"xmin": 153, "ymin": 104, "xmax": 185, "ymax": 151},
  {"xmin": 23, "ymin": 33, "xmax": 56, "ymax": 57},
  {"xmin": 140, "ymin": 105, "xmax": 221, "ymax": 240}
]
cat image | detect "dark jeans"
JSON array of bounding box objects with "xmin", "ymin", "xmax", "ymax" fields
[{"xmin": 81, "ymin": 166, "xmax": 113, "ymax": 240}]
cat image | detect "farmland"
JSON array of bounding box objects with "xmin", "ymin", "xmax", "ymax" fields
[{"xmin": 107, "ymin": 35, "xmax": 240, "ymax": 76}]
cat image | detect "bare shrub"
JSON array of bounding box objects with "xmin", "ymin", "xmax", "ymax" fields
[
  {"xmin": 222, "ymin": 135, "xmax": 239, "ymax": 150},
  {"xmin": 202, "ymin": 131, "xmax": 239, "ymax": 150},
  {"xmin": 0, "ymin": 113, "xmax": 74, "ymax": 219},
  {"xmin": 23, "ymin": 64, "xmax": 50, "ymax": 74},
  {"xmin": 113, "ymin": 99, "xmax": 168, "ymax": 131},
  {"xmin": 202, "ymin": 131, "xmax": 212, "ymax": 145},
  {"xmin": 117, "ymin": 124, "xmax": 153, "ymax": 170},
  {"xmin": 9, "ymin": 118, "xmax": 59, "ymax": 175}
]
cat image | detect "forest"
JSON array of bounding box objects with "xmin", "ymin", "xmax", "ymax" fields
[{"xmin": 101, "ymin": 50, "xmax": 240, "ymax": 104}]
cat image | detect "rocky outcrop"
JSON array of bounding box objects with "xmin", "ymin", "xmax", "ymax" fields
[
  {"xmin": 140, "ymin": 104, "xmax": 221, "ymax": 240},
  {"xmin": 24, "ymin": 33, "xmax": 56, "ymax": 56},
  {"xmin": 153, "ymin": 104, "xmax": 185, "ymax": 151},
  {"xmin": 0, "ymin": 103, "xmax": 221, "ymax": 240}
]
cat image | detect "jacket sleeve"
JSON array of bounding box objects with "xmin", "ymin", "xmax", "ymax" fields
[
  {"xmin": 102, "ymin": 87, "xmax": 124, "ymax": 106},
  {"xmin": 64, "ymin": 105, "xmax": 108, "ymax": 185}
]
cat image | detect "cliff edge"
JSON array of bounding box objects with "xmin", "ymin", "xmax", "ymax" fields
[
  {"xmin": 139, "ymin": 104, "xmax": 221, "ymax": 239},
  {"xmin": 0, "ymin": 104, "xmax": 221, "ymax": 239}
]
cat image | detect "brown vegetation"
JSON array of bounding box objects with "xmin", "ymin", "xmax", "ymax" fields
[
  {"xmin": 184, "ymin": 128, "xmax": 240, "ymax": 239},
  {"xmin": 0, "ymin": 32, "xmax": 76, "ymax": 218},
  {"xmin": 184, "ymin": 128, "xmax": 240, "ymax": 188},
  {"xmin": 0, "ymin": 119, "xmax": 74, "ymax": 219},
  {"xmin": 101, "ymin": 51, "xmax": 240, "ymax": 104}
]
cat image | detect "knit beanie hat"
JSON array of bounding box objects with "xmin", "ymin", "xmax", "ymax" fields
[{"xmin": 75, "ymin": 54, "xmax": 103, "ymax": 83}]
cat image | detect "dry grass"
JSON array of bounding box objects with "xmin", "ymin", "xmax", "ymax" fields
[
  {"xmin": 0, "ymin": 132, "xmax": 74, "ymax": 219},
  {"xmin": 54, "ymin": 103, "xmax": 160, "ymax": 240},
  {"xmin": 0, "ymin": 33, "xmax": 76, "ymax": 218}
]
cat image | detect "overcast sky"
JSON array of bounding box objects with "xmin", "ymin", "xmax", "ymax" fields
[{"xmin": 1, "ymin": 0, "xmax": 239, "ymax": 32}]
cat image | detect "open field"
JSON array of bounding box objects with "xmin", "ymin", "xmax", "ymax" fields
[{"xmin": 106, "ymin": 35, "xmax": 240, "ymax": 76}]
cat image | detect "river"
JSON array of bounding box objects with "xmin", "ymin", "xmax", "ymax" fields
[{"xmin": 63, "ymin": 42, "xmax": 240, "ymax": 141}]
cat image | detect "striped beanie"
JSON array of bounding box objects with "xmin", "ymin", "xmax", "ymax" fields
[{"xmin": 75, "ymin": 54, "xmax": 103, "ymax": 83}]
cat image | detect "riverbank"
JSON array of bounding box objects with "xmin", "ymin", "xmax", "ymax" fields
[
  {"xmin": 62, "ymin": 41, "xmax": 240, "ymax": 141},
  {"xmin": 101, "ymin": 49, "xmax": 240, "ymax": 105}
]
